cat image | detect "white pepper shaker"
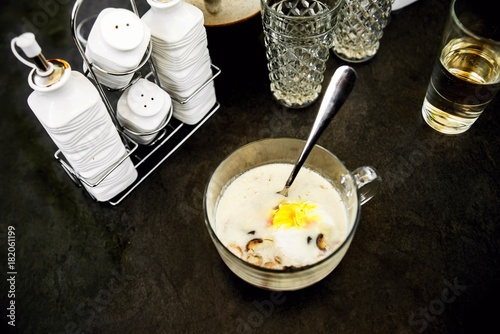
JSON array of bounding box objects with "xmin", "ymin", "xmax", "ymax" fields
[{"xmin": 117, "ymin": 78, "xmax": 172, "ymax": 145}]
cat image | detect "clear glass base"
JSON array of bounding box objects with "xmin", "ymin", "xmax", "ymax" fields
[
  {"xmin": 333, "ymin": 49, "xmax": 377, "ymax": 63},
  {"xmin": 271, "ymin": 88, "xmax": 319, "ymax": 108},
  {"xmin": 421, "ymin": 99, "xmax": 476, "ymax": 135},
  {"xmin": 332, "ymin": 0, "xmax": 391, "ymax": 63}
]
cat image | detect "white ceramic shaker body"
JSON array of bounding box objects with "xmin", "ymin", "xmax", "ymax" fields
[
  {"xmin": 27, "ymin": 60, "xmax": 138, "ymax": 202},
  {"xmin": 85, "ymin": 8, "xmax": 151, "ymax": 89},
  {"xmin": 141, "ymin": 0, "xmax": 217, "ymax": 125}
]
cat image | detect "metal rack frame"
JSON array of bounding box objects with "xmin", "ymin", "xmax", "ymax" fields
[{"xmin": 56, "ymin": 0, "xmax": 221, "ymax": 205}]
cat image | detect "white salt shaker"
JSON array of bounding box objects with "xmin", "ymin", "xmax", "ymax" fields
[
  {"xmin": 85, "ymin": 8, "xmax": 151, "ymax": 89},
  {"xmin": 141, "ymin": 0, "xmax": 217, "ymax": 125},
  {"xmin": 117, "ymin": 78, "xmax": 172, "ymax": 145},
  {"xmin": 11, "ymin": 32, "xmax": 138, "ymax": 202}
]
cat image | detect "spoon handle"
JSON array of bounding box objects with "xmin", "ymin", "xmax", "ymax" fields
[{"xmin": 283, "ymin": 65, "xmax": 357, "ymax": 190}]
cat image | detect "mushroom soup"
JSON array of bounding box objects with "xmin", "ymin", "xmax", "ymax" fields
[{"xmin": 215, "ymin": 163, "xmax": 349, "ymax": 269}]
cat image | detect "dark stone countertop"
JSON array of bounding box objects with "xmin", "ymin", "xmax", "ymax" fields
[{"xmin": 1, "ymin": 0, "xmax": 499, "ymax": 333}]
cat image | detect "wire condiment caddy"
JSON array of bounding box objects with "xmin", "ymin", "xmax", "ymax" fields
[{"xmin": 55, "ymin": 0, "xmax": 221, "ymax": 205}]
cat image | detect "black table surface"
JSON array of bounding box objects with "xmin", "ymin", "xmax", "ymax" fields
[{"xmin": 1, "ymin": 0, "xmax": 499, "ymax": 333}]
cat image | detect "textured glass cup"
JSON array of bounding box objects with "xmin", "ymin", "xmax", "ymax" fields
[
  {"xmin": 332, "ymin": 0, "xmax": 393, "ymax": 63},
  {"xmin": 260, "ymin": 0, "xmax": 343, "ymax": 108},
  {"xmin": 204, "ymin": 138, "xmax": 381, "ymax": 291},
  {"xmin": 421, "ymin": 0, "xmax": 500, "ymax": 135}
]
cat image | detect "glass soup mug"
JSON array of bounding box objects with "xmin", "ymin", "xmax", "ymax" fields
[{"xmin": 204, "ymin": 138, "xmax": 381, "ymax": 291}]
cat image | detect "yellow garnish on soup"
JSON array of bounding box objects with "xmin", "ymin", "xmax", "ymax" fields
[{"xmin": 271, "ymin": 201, "xmax": 320, "ymax": 229}]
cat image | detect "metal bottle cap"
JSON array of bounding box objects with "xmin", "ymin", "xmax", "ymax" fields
[
  {"xmin": 29, "ymin": 59, "xmax": 70, "ymax": 89},
  {"xmin": 12, "ymin": 33, "xmax": 72, "ymax": 91}
]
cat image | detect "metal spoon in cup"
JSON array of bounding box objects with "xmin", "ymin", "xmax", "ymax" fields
[{"xmin": 278, "ymin": 65, "xmax": 357, "ymax": 197}]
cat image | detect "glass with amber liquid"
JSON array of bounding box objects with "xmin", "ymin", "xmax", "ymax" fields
[{"xmin": 421, "ymin": 0, "xmax": 500, "ymax": 134}]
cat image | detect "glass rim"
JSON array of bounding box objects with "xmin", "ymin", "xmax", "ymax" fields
[
  {"xmin": 451, "ymin": 0, "xmax": 500, "ymax": 45},
  {"xmin": 203, "ymin": 137, "xmax": 363, "ymax": 274},
  {"xmin": 260, "ymin": 0, "xmax": 344, "ymax": 20}
]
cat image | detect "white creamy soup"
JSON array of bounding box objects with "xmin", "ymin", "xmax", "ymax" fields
[{"xmin": 215, "ymin": 163, "xmax": 349, "ymax": 269}]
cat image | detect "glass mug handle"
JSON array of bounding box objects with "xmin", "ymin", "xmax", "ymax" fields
[{"xmin": 351, "ymin": 166, "xmax": 381, "ymax": 205}]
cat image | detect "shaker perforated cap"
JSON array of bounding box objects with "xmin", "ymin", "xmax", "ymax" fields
[
  {"xmin": 126, "ymin": 79, "xmax": 166, "ymax": 117},
  {"xmin": 100, "ymin": 8, "xmax": 144, "ymax": 51}
]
